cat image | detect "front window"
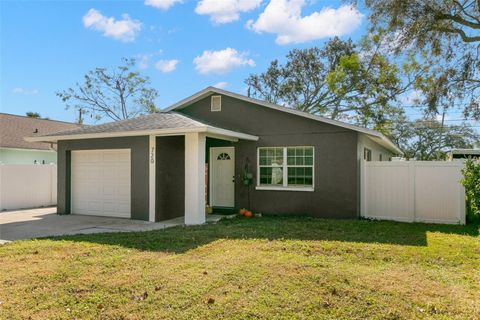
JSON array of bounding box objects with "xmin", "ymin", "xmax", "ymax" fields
[{"xmin": 258, "ymin": 146, "xmax": 314, "ymax": 190}]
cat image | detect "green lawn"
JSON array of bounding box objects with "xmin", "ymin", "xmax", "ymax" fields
[{"xmin": 1, "ymin": 216, "xmax": 479, "ymax": 320}]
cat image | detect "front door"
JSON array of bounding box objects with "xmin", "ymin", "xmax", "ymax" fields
[{"xmin": 210, "ymin": 147, "xmax": 235, "ymax": 207}]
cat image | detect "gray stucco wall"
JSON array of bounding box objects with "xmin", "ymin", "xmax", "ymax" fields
[
  {"xmin": 155, "ymin": 136, "xmax": 185, "ymax": 221},
  {"xmin": 179, "ymin": 94, "xmax": 359, "ymax": 219},
  {"xmin": 57, "ymin": 136, "xmax": 149, "ymax": 220},
  {"xmin": 357, "ymin": 134, "xmax": 394, "ymax": 162}
]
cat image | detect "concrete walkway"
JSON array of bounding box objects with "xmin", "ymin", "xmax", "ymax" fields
[{"xmin": 0, "ymin": 207, "xmax": 225, "ymax": 244}]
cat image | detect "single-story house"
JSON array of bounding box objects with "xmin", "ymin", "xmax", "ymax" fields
[
  {"xmin": 0, "ymin": 113, "xmax": 80, "ymax": 164},
  {"xmin": 447, "ymin": 148, "xmax": 480, "ymax": 161},
  {"xmin": 27, "ymin": 87, "xmax": 402, "ymax": 224}
]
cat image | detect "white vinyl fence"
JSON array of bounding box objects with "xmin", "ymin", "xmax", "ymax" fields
[
  {"xmin": 0, "ymin": 165, "xmax": 57, "ymax": 211},
  {"xmin": 360, "ymin": 161, "xmax": 466, "ymax": 224}
]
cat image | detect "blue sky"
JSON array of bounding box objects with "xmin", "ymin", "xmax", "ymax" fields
[{"xmin": 1, "ymin": 0, "xmax": 369, "ymax": 123}]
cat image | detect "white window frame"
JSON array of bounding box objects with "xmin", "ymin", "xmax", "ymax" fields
[{"xmin": 256, "ymin": 146, "xmax": 314, "ymax": 192}]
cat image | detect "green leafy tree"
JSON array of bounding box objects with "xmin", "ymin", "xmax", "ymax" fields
[
  {"xmin": 355, "ymin": 0, "xmax": 480, "ymax": 119},
  {"xmin": 57, "ymin": 58, "xmax": 158, "ymax": 122},
  {"xmin": 25, "ymin": 111, "xmax": 41, "ymax": 118},
  {"xmin": 388, "ymin": 114, "xmax": 478, "ymax": 160},
  {"xmin": 245, "ymin": 36, "xmax": 414, "ymax": 133}
]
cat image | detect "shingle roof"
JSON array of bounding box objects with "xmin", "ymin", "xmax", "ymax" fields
[
  {"xmin": 0, "ymin": 113, "xmax": 80, "ymax": 150},
  {"xmin": 40, "ymin": 112, "xmax": 206, "ymax": 137}
]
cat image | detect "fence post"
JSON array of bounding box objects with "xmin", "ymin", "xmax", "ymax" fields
[
  {"xmin": 360, "ymin": 159, "xmax": 367, "ymax": 217},
  {"xmin": 458, "ymin": 161, "xmax": 466, "ymax": 225},
  {"xmin": 0, "ymin": 165, "xmax": 3, "ymax": 210},
  {"xmin": 50, "ymin": 165, "xmax": 54, "ymax": 206},
  {"xmin": 408, "ymin": 162, "xmax": 416, "ymax": 222}
]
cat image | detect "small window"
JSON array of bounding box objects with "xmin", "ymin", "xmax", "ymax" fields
[
  {"xmin": 258, "ymin": 146, "xmax": 314, "ymax": 190},
  {"xmin": 211, "ymin": 95, "xmax": 221, "ymax": 112},
  {"xmin": 364, "ymin": 148, "xmax": 372, "ymax": 161},
  {"xmin": 217, "ymin": 152, "xmax": 231, "ymax": 160}
]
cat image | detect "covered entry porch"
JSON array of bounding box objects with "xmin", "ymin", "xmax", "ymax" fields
[
  {"xmin": 151, "ymin": 129, "xmax": 258, "ymax": 225},
  {"xmin": 26, "ymin": 113, "xmax": 258, "ymax": 224}
]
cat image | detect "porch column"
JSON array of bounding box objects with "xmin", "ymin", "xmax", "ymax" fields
[
  {"xmin": 184, "ymin": 132, "xmax": 206, "ymax": 225},
  {"xmin": 149, "ymin": 135, "xmax": 156, "ymax": 222}
]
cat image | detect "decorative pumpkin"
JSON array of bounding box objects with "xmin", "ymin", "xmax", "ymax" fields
[
  {"xmin": 239, "ymin": 208, "xmax": 247, "ymax": 216},
  {"xmin": 244, "ymin": 211, "xmax": 253, "ymax": 218}
]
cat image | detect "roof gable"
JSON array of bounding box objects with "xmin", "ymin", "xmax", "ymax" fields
[{"xmin": 163, "ymin": 87, "xmax": 403, "ymax": 154}]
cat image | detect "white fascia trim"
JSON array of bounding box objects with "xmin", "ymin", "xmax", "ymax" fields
[
  {"xmin": 24, "ymin": 126, "xmax": 259, "ymax": 143},
  {"xmin": 163, "ymin": 86, "xmax": 402, "ymax": 155},
  {"xmin": 206, "ymin": 126, "xmax": 258, "ymax": 141},
  {"xmin": 380, "ymin": 137, "xmax": 403, "ymax": 155},
  {"xmin": 24, "ymin": 127, "xmax": 208, "ymax": 142},
  {"xmin": 362, "ymin": 133, "xmax": 403, "ymax": 155}
]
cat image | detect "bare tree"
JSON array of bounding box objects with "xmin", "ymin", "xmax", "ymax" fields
[{"xmin": 57, "ymin": 58, "xmax": 158, "ymax": 122}]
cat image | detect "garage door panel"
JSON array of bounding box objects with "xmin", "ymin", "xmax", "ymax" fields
[
  {"xmin": 102, "ymin": 202, "xmax": 117, "ymax": 212},
  {"xmin": 71, "ymin": 149, "xmax": 131, "ymax": 218},
  {"xmin": 104, "ymin": 152, "xmax": 129, "ymax": 162},
  {"xmin": 117, "ymin": 171, "xmax": 130, "ymax": 182},
  {"xmin": 117, "ymin": 203, "xmax": 131, "ymax": 214},
  {"xmin": 117, "ymin": 186, "xmax": 130, "ymax": 197},
  {"xmin": 103, "ymin": 168, "xmax": 117, "ymax": 181},
  {"xmin": 87, "ymin": 201, "xmax": 102, "ymax": 212},
  {"xmin": 102, "ymin": 185, "xmax": 116, "ymax": 196},
  {"xmin": 71, "ymin": 152, "xmax": 89, "ymax": 163},
  {"xmin": 75, "ymin": 183, "xmax": 100, "ymax": 198},
  {"xmin": 88, "ymin": 153, "xmax": 103, "ymax": 162}
]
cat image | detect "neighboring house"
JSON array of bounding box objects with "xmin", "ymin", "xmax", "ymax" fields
[
  {"xmin": 27, "ymin": 87, "xmax": 402, "ymax": 224},
  {"xmin": 447, "ymin": 148, "xmax": 480, "ymax": 161},
  {"xmin": 0, "ymin": 113, "xmax": 79, "ymax": 164}
]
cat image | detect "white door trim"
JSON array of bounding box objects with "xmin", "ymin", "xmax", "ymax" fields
[{"xmin": 209, "ymin": 146, "xmax": 235, "ymax": 208}]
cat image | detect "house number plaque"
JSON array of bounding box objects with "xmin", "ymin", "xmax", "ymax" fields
[{"xmin": 150, "ymin": 147, "xmax": 155, "ymax": 164}]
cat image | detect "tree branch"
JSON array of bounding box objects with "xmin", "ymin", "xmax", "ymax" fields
[{"xmin": 433, "ymin": 26, "xmax": 480, "ymax": 42}]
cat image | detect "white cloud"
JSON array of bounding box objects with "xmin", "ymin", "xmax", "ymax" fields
[
  {"xmin": 213, "ymin": 81, "xmax": 229, "ymax": 89},
  {"xmin": 193, "ymin": 48, "xmax": 255, "ymax": 75},
  {"xmin": 144, "ymin": 0, "xmax": 182, "ymax": 10},
  {"xmin": 136, "ymin": 50, "xmax": 163, "ymax": 69},
  {"xmin": 12, "ymin": 87, "xmax": 39, "ymax": 95},
  {"xmin": 83, "ymin": 8, "xmax": 142, "ymax": 42},
  {"xmin": 137, "ymin": 54, "xmax": 151, "ymax": 69},
  {"xmin": 247, "ymin": 0, "xmax": 363, "ymax": 45},
  {"xmin": 195, "ymin": 0, "xmax": 262, "ymax": 24},
  {"xmin": 400, "ymin": 89, "xmax": 423, "ymax": 105},
  {"xmin": 155, "ymin": 59, "xmax": 179, "ymax": 73}
]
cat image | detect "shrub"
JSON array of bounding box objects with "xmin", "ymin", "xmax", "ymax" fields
[{"xmin": 461, "ymin": 159, "xmax": 480, "ymax": 222}]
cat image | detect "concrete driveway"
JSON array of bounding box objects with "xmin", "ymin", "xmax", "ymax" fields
[{"xmin": 0, "ymin": 207, "xmax": 223, "ymax": 244}]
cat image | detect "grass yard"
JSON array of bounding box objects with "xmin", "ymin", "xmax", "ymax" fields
[{"xmin": 1, "ymin": 216, "xmax": 479, "ymax": 320}]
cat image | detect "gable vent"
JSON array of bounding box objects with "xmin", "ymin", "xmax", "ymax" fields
[{"xmin": 211, "ymin": 95, "xmax": 222, "ymax": 112}]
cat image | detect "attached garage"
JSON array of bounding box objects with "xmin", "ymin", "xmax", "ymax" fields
[{"xmin": 71, "ymin": 149, "xmax": 131, "ymax": 218}]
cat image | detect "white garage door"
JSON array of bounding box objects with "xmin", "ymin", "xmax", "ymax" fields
[{"xmin": 71, "ymin": 149, "xmax": 131, "ymax": 218}]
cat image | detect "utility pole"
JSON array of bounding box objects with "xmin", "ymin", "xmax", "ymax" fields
[{"xmin": 77, "ymin": 108, "xmax": 83, "ymax": 124}]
